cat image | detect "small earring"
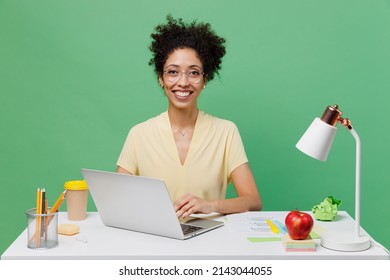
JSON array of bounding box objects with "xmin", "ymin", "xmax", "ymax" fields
[
  {"xmin": 160, "ymin": 84, "xmax": 164, "ymax": 88},
  {"xmin": 203, "ymin": 84, "xmax": 206, "ymax": 89}
]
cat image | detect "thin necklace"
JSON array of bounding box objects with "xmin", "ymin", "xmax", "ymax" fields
[{"xmin": 173, "ymin": 126, "xmax": 192, "ymax": 137}]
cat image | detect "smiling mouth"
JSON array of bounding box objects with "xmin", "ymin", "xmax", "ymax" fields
[{"xmin": 174, "ymin": 91, "xmax": 192, "ymax": 98}]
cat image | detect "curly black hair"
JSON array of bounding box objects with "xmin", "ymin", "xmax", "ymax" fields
[{"xmin": 149, "ymin": 15, "xmax": 226, "ymax": 81}]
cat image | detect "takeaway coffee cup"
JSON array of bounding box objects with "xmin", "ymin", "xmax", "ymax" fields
[{"xmin": 64, "ymin": 180, "xmax": 88, "ymax": 220}]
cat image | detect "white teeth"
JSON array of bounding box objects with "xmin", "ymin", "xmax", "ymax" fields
[{"xmin": 175, "ymin": 91, "xmax": 191, "ymax": 97}]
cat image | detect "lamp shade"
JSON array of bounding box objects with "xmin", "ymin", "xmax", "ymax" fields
[{"xmin": 296, "ymin": 117, "xmax": 337, "ymax": 161}]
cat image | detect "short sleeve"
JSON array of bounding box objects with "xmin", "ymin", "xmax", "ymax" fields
[
  {"xmin": 226, "ymin": 123, "xmax": 248, "ymax": 178},
  {"xmin": 116, "ymin": 128, "xmax": 139, "ymax": 174}
]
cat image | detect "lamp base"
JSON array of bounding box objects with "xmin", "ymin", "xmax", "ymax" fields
[{"xmin": 321, "ymin": 232, "xmax": 370, "ymax": 252}]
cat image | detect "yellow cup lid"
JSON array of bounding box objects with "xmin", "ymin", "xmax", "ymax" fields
[{"xmin": 64, "ymin": 180, "xmax": 88, "ymax": 191}]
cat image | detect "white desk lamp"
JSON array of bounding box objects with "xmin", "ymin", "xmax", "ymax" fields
[{"xmin": 296, "ymin": 104, "xmax": 370, "ymax": 251}]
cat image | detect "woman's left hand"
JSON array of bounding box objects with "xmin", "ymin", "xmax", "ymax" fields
[{"xmin": 174, "ymin": 193, "xmax": 215, "ymax": 219}]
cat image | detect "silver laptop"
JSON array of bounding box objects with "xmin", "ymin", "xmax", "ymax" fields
[{"xmin": 81, "ymin": 168, "xmax": 224, "ymax": 240}]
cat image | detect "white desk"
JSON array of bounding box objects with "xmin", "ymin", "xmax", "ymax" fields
[{"xmin": 1, "ymin": 211, "xmax": 388, "ymax": 260}]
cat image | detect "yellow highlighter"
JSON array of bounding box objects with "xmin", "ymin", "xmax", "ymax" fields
[{"xmin": 266, "ymin": 219, "xmax": 279, "ymax": 234}]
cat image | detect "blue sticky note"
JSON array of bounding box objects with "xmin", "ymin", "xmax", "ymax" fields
[{"xmin": 272, "ymin": 220, "xmax": 287, "ymax": 234}]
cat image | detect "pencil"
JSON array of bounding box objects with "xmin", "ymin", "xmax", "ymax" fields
[
  {"xmin": 32, "ymin": 188, "xmax": 40, "ymax": 246},
  {"xmin": 35, "ymin": 188, "xmax": 40, "ymax": 215},
  {"xmin": 43, "ymin": 189, "xmax": 68, "ymax": 229},
  {"xmin": 41, "ymin": 188, "xmax": 46, "ymax": 213},
  {"xmin": 266, "ymin": 219, "xmax": 279, "ymax": 234},
  {"xmin": 49, "ymin": 190, "xmax": 67, "ymax": 213},
  {"xmin": 40, "ymin": 188, "xmax": 46, "ymax": 238},
  {"xmin": 44, "ymin": 198, "xmax": 48, "ymax": 240},
  {"xmin": 35, "ymin": 188, "xmax": 42, "ymax": 246}
]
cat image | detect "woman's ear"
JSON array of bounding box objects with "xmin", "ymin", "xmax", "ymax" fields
[
  {"xmin": 158, "ymin": 76, "xmax": 164, "ymax": 88},
  {"xmin": 203, "ymin": 75, "xmax": 208, "ymax": 88}
]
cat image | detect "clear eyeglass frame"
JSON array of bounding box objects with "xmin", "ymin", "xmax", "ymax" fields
[{"xmin": 163, "ymin": 68, "xmax": 204, "ymax": 84}]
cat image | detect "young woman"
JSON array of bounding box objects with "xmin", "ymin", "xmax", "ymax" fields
[{"xmin": 117, "ymin": 15, "xmax": 262, "ymax": 219}]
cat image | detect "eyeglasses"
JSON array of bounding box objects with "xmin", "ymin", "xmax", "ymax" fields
[{"xmin": 163, "ymin": 67, "xmax": 204, "ymax": 84}]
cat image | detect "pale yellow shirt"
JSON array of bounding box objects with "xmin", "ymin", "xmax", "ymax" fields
[{"xmin": 116, "ymin": 111, "xmax": 248, "ymax": 202}]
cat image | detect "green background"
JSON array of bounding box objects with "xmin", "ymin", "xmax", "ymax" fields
[{"xmin": 1, "ymin": 0, "xmax": 389, "ymax": 256}]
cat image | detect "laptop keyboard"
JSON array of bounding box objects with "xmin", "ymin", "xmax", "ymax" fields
[{"xmin": 180, "ymin": 223, "xmax": 203, "ymax": 235}]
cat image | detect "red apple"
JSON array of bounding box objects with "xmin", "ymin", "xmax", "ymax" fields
[{"xmin": 285, "ymin": 209, "xmax": 314, "ymax": 240}]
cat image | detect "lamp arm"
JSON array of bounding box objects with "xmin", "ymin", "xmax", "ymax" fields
[{"xmin": 348, "ymin": 127, "xmax": 361, "ymax": 237}]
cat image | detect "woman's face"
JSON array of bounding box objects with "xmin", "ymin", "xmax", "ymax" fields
[{"xmin": 159, "ymin": 48, "xmax": 206, "ymax": 110}]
